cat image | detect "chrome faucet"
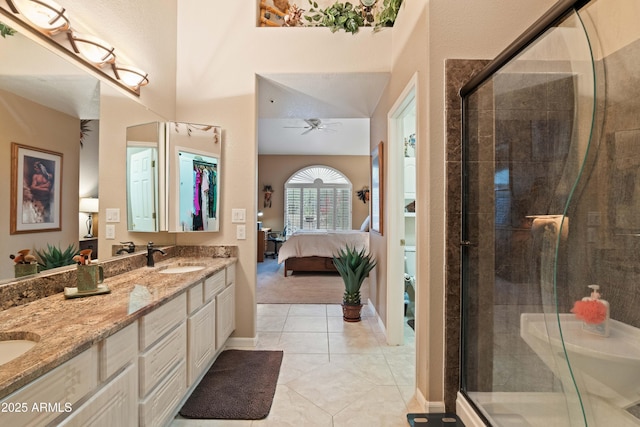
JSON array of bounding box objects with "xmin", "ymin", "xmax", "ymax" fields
[
  {"xmin": 116, "ymin": 241, "xmax": 136, "ymax": 255},
  {"xmin": 146, "ymin": 242, "xmax": 166, "ymax": 267}
]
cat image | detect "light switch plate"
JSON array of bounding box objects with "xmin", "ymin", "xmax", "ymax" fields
[
  {"xmin": 105, "ymin": 208, "xmax": 120, "ymax": 223},
  {"xmin": 236, "ymin": 224, "xmax": 246, "ymax": 240},
  {"xmin": 232, "ymin": 208, "xmax": 246, "ymax": 223},
  {"xmin": 105, "ymin": 224, "xmax": 115, "ymax": 239}
]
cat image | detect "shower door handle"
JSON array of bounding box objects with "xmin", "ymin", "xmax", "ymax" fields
[{"xmin": 460, "ymin": 240, "xmax": 477, "ymax": 247}]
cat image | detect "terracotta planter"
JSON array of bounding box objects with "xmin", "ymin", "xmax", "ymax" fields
[{"xmin": 342, "ymin": 303, "xmax": 363, "ymax": 322}]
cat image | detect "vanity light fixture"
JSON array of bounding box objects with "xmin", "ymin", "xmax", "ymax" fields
[
  {"xmin": 111, "ymin": 63, "xmax": 149, "ymax": 90},
  {"xmin": 1, "ymin": 0, "xmax": 150, "ymax": 96},
  {"xmin": 6, "ymin": 0, "xmax": 69, "ymax": 34},
  {"xmin": 67, "ymin": 30, "xmax": 115, "ymax": 66}
]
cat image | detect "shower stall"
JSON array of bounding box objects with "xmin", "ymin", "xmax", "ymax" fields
[{"xmin": 459, "ymin": 0, "xmax": 640, "ymax": 425}]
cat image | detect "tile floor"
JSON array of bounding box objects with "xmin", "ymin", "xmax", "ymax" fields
[{"xmin": 171, "ymin": 303, "xmax": 419, "ymax": 427}]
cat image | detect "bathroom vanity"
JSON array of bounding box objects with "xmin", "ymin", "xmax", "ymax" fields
[{"xmin": 0, "ymin": 248, "xmax": 237, "ymax": 427}]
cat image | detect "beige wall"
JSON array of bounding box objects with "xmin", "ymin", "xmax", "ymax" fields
[
  {"xmin": 0, "ymin": 89, "xmax": 80, "ymax": 280},
  {"xmin": 174, "ymin": 0, "xmax": 393, "ymax": 342},
  {"xmin": 257, "ymin": 155, "xmax": 370, "ymax": 232},
  {"xmin": 368, "ymin": 0, "xmax": 558, "ymax": 409}
]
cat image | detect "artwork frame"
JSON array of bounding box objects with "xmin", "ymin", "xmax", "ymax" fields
[
  {"xmin": 370, "ymin": 141, "xmax": 383, "ymax": 235},
  {"xmin": 10, "ymin": 143, "xmax": 63, "ymax": 234}
]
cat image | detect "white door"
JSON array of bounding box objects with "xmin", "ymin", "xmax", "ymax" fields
[{"xmin": 129, "ymin": 148, "xmax": 156, "ymax": 231}]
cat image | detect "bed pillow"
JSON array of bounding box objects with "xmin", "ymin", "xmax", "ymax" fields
[{"xmin": 359, "ymin": 216, "xmax": 370, "ymax": 232}]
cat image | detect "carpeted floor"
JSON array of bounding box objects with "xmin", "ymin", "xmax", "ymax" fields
[
  {"xmin": 179, "ymin": 350, "xmax": 283, "ymax": 420},
  {"xmin": 257, "ymin": 258, "xmax": 369, "ymax": 304}
]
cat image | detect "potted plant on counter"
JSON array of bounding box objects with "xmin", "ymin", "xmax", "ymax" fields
[{"xmin": 333, "ymin": 245, "xmax": 376, "ymax": 322}]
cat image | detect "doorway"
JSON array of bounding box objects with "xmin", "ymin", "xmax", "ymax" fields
[{"xmin": 386, "ymin": 73, "xmax": 418, "ymax": 346}]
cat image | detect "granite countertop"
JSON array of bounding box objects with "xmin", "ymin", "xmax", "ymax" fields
[{"xmin": 0, "ymin": 255, "xmax": 236, "ymax": 400}]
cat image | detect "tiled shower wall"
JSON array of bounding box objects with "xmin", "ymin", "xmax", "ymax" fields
[{"xmin": 445, "ymin": 35, "xmax": 640, "ymax": 412}]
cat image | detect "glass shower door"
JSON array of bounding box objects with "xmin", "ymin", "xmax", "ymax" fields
[{"xmin": 461, "ymin": 8, "xmax": 596, "ymax": 427}]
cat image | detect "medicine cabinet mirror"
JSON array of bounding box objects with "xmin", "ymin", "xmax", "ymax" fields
[{"xmin": 126, "ymin": 122, "xmax": 221, "ymax": 233}]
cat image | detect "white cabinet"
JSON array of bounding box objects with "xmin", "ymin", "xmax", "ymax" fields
[
  {"xmin": 186, "ymin": 282, "xmax": 204, "ymax": 315},
  {"xmin": 139, "ymin": 293, "xmax": 186, "ymax": 350},
  {"xmin": 138, "ymin": 293, "xmax": 187, "ymax": 427},
  {"xmin": 204, "ymin": 270, "xmax": 225, "ymax": 301},
  {"xmin": 216, "ymin": 282, "xmax": 235, "ymax": 350},
  {"xmin": 187, "ymin": 299, "xmax": 215, "ymax": 386},
  {"xmin": 59, "ymin": 364, "xmax": 137, "ymax": 427},
  {"xmin": 100, "ymin": 322, "xmax": 137, "ymax": 381},
  {"xmin": 139, "ymin": 360, "xmax": 187, "ymax": 427},
  {"xmin": 139, "ymin": 322, "xmax": 187, "ymax": 398},
  {"xmin": 0, "ymin": 347, "xmax": 98, "ymax": 427}
]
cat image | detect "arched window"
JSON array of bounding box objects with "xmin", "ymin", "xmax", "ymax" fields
[{"xmin": 285, "ymin": 165, "xmax": 352, "ymax": 232}]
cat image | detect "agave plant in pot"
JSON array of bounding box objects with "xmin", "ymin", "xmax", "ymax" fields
[{"xmin": 333, "ymin": 245, "xmax": 376, "ymax": 322}]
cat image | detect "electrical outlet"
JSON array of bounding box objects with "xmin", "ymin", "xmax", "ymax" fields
[
  {"xmin": 105, "ymin": 224, "xmax": 115, "ymax": 239},
  {"xmin": 587, "ymin": 211, "xmax": 600, "ymax": 226},
  {"xmin": 236, "ymin": 224, "xmax": 246, "ymax": 240},
  {"xmin": 232, "ymin": 208, "xmax": 246, "ymax": 223}
]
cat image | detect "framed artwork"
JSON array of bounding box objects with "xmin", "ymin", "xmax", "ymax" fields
[
  {"xmin": 370, "ymin": 141, "xmax": 383, "ymax": 235},
  {"xmin": 10, "ymin": 143, "xmax": 63, "ymax": 234}
]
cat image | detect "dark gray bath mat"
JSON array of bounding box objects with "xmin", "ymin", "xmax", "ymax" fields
[{"xmin": 179, "ymin": 349, "xmax": 283, "ymax": 420}]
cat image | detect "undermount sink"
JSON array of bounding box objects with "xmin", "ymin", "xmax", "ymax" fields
[
  {"xmin": 0, "ymin": 332, "xmax": 40, "ymax": 365},
  {"xmin": 158, "ymin": 265, "xmax": 206, "ymax": 274}
]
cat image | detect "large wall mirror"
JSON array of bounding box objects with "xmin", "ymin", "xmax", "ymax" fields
[
  {"xmin": 126, "ymin": 122, "xmax": 221, "ymax": 233},
  {"xmin": 0, "ymin": 29, "xmax": 100, "ymax": 283},
  {"xmin": 0, "ymin": 26, "xmax": 164, "ymax": 283}
]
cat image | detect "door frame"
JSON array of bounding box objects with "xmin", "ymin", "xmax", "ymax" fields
[{"xmin": 386, "ymin": 73, "xmax": 418, "ymax": 345}]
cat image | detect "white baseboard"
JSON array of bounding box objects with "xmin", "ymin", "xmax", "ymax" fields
[
  {"xmin": 366, "ymin": 298, "xmax": 388, "ymax": 335},
  {"xmin": 226, "ymin": 335, "xmax": 258, "ymax": 348},
  {"xmin": 413, "ymin": 388, "xmax": 446, "ymax": 413},
  {"xmin": 456, "ymin": 392, "xmax": 487, "ymax": 427}
]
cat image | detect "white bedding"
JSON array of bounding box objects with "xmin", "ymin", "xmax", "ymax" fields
[{"xmin": 277, "ymin": 230, "xmax": 369, "ymax": 264}]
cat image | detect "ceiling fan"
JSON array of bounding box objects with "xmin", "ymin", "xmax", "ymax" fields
[{"xmin": 284, "ymin": 118, "xmax": 342, "ymax": 135}]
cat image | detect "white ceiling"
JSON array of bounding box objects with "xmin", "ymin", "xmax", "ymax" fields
[{"xmin": 257, "ymin": 73, "xmax": 389, "ymax": 156}]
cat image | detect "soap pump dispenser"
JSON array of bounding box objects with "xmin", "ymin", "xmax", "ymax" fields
[{"xmin": 581, "ymin": 284, "xmax": 610, "ymax": 337}]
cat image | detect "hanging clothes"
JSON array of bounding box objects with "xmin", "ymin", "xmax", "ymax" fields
[{"xmin": 192, "ymin": 160, "xmax": 217, "ymax": 230}]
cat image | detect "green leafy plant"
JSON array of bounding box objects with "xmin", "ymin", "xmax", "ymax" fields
[
  {"xmin": 35, "ymin": 243, "xmax": 80, "ymax": 271},
  {"xmin": 374, "ymin": 0, "xmax": 403, "ymax": 31},
  {"xmin": 0, "ymin": 22, "xmax": 16, "ymax": 38},
  {"xmin": 333, "ymin": 245, "xmax": 376, "ymax": 305},
  {"xmin": 305, "ymin": 1, "xmax": 365, "ymax": 34}
]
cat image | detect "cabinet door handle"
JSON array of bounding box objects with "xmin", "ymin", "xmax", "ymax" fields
[{"xmin": 460, "ymin": 240, "xmax": 476, "ymax": 247}]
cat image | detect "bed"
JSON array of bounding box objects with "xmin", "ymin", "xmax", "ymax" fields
[{"xmin": 277, "ymin": 230, "xmax": 369, "ymax": 277}]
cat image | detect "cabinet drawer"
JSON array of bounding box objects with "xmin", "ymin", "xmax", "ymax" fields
[
  {"xmin": 59, "ymin": 363, "xmax": 137, "ymax": 427},
  {"xmin": 100, "ymin": 322, "xmax": 137, "ymax": 381},
  {"xmin": 204, "ymin": 270, "xmax": 225, "ymax": 301},
  {"xmin": 0, "ymin": 346, "xmax": 98, "ymax": 427},
  {"xmin": 139, "ymin": 293, "xmax": 186, "ymax": 351},
  {"xmin": 226, "ymin": 263, "xmax": 235, "ymax": 285},
  {"xmin": 139, "ymin": 322, "xmax": 186, "ymax": 398},
  {"xmin": 187, "ymin": 282, "xmax": 204, "ymax": 314},
  {"xmin": 139, "ymin": 359, "xmax": 187, "ymax": 427}
]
